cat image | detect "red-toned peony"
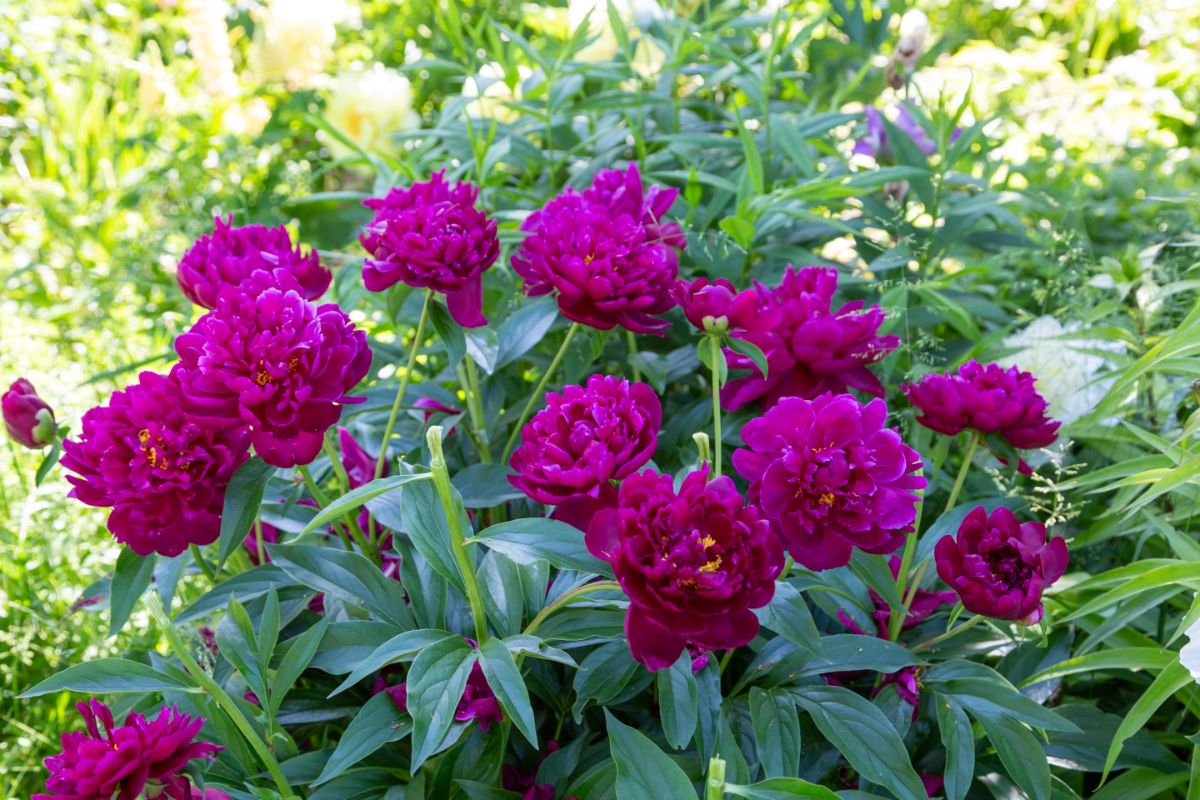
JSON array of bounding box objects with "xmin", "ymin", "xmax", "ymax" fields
[
  {"xmin": 360, "ymin": 171, "xmax": 499, "ymax": 327},
  {"xmin": 733, "ymin": 393, "xmax": 925, "ymax": 570},
  {"xmin": 672, "ymin": 277, "xmax": 776, "ymax": 335},
  {"xmin": 3, "ymin": 378, "xmax": 56, "ymax": 448},
  {"xmin": 173, "ymin": 271, "xmax": 372, "ymax": 468},
  {"xmin": 722, "ymin": 266, "xmax": 900, "ymax": 411},
  {"xmin": 935, "ymin": 505, "xmax": 1068, "ymax": 623},
  {"xmin": 511, "ymin": 165, "xmax": 683, "ymax": 334},
  {"xmin": 61, "ymin": 370, "xmax": 251, "ymax": 557},
  {"xmin": 586, "ymin": 467, "xmax": 783, "ymax": 671},
  {"xmin": 581, "ymin": 163, "xmax": 687, "ymax": 251},
  {"xmin": 509, "ymin": 375, "xmax": 660, "ymax": 529},
  {"xmin": 35, "ymin": 699, "xmax": 219, "ymax": 800},
  {"xmin": 904, "ymin": 360, "xmax": 1061, "ymax": 467},
  {"xmin": 177, "ymin": 215, "xmax": 330, "ymax": 310}
]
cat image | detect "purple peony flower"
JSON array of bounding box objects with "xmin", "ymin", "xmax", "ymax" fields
[
  {"xmin": 338, "ymin": 426, "xmax": 378, "ymax": 488},
  {"xmin": 581, "ymin": 164, "xmax": 687, "ymax": 251},
  {"xmin": 360, "ymin": 171, "xmax": 499, "ymax": 328},
  {"xmin": 3, "ymin": 378, "xmax": 56, "ymax": 448},
  {"xmin": 854, "ymin": 103, "xmax": 958, "ymax": 161},
  {"xmin": 722, "ymin": 266, "xmax": 900, "ymax": 411},
  {"xmin": 904, "ymin": 360, "xmax": 1061, "ymax": 471},
  {"xmin": 512, "ymin": 169, "xmax": 683, "ymax": 335},
  {"xmin": 377, "ymin": 657, "xmax": 504, "ymax": 733},
  {"xmin": 502, "ymin": 740, "xmax": 578, "ymax": 800},
  {"xmin": 586, "ymin": 467, "xmax": 783, "ymax": 671},
  {"xmin": 935, "ymin": 506, "xmax": 1068, "ymax": 624},
  {"xmin": 672, "ymin": 277, "xmax": 776, "ymax": 335},
  {"xmin": 733, "ymin": 393, "xmax": 926, "ymax": 571},
  {"xmin": 62, "ymin": 370, "xmax": 251, "ymax": 557},
  {"xmin": 174, "ymin": 271, "xmax": 372, "ymax": 468},
  {"xmin": 177, "ymin": 215, "xmax": 330, "ymax": 310},
  {"xmin": 509, "ymin": 375, "xmax": 660, "ymax": 529},
  {"xmin": 35, "ymin": 699, "xmax": 219, "ymax": 800}
]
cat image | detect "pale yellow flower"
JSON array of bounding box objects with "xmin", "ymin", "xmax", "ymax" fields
[
  {"xmin": 249, "ymin": 0, "xmax": 353, "ymax": 88},
  {"xmin": 325, "ymin": 65, "xmax": 419, "ymax": 157}
]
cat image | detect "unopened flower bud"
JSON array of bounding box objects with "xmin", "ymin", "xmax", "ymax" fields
[{"xmin": 3, "ymin": 379, "xmax": 56, "ymax": 448}]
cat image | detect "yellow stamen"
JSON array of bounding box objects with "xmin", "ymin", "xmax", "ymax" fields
[
  {"xmin": 699, "ymin": 555, "xmax": 722, "ymax": 573},
  {"xmin": 819, "ymin": 492, "xmax": 835, "ymax": 506}
]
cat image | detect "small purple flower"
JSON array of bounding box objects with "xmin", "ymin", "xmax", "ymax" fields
[
  {"xmin": 672, "ymin": 277, "xmax": 775, "ymax": 335},
  {"xmin": 360, "ymin": 171, "xmax": 499, "ymax": 328},
  {"xmin": 733, "ymin": 393, "xmax": 925, "ymax": 571},
  {"xmin": 61, "ymin": 370, "xmax": 251, "ymax": 557},
  {"xmin": 509, "ymin": 375, "xmax": 661, "ymax": 529},
  {"xmin": 177, "ymin": 215, "xmax": 330, "ymax": 310},
  {"xmin": 35, "ymin": 699, "xmax": 219, "ymax": 800},
  {"xmin": 512, "ymin": 166, "xmax": 682, "ymax": 335},
  {"xmin": 935, "ymin": 506, "xmax": 1068, "ymax": 624},
  {"xmin": 586, "ymin": 467, "xmax": 783, "ymax": 671},
  {"xmin": 722, "ymin": 266, "xmax": 900, "ymax": 411},
  {"xmin": 3, "ymin": 378, "xmax": 55, "ymax": 448},
  {"xmin": 854, "ymin": 103, "xmax": 956, "ymax": 161},
  {"xmin": 174, "ymin": 271, "xmax": 372, "ymax": 468}
]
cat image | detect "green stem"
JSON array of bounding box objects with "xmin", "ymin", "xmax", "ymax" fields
[
  {"xmin": 428, "ymin": 426, "xmax": 489, "ymax": 644},
  {"xmin": 708, "ymin": 334, "xmax": 723, "ymax": 477},
  {"xmin": 461, "ymin": 358, "xmax": 492, "ymax": 463},
  {"xmin": 501, "ymin": 322, "xmax": 581, "ymax": 464},
  {"xmin": 705, "ymin": 757, "xmax": 727, "ymax": 800},
  {"xmin": 376, "ymin": 289, "xmax": 433, "ymax": 481},
  {"xmin": 944, "ymin": 432, "xmax": 980, "ymax": 515},
  {"xmin": 522, "ymin": 580, "xmax": 621, "ymax": 639},
  {"xmin": 626, "ymin": 330, "xmax": 642, "ymax": 383},
  {"xmin": 297, "ymin": 464, "xmax": 370, "ymax": 557},
  {"xmin": 254, "ymin": 519, "xmax": 266, "ymax": 567},
  {"xmin": 912, "ymin": 614, "xmax": 984, "ymax": 654},
  {"xmin": 147, "ymin": 594, "xmax": 294, "ymax": 798},
  {"xmin": 189, "ymin": 544, "xmax": 217, "ymax": 583},
  {"xmin": 321, "ymin": 438, "xmax": 375, "ymax": 560}
]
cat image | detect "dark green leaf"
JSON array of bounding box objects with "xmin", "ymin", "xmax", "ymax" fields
[
  {"xmin": 474, "ymin": 518, "xmax": 610, "ymax": 574},
  {"xmin": 496, "ymin": 297, "xmax": 560, "ymax": 368},
  {"xmin": 175, "ymin": 565, "xmax": 298, "ymax": 623},
  {"xmin": 726, "ymin": 337, "xmax": 769, "ymax": 381},
  {"xmin": 271, "ymin": 617, "xmax": 330, "ymax": 714},
  {"xmin": 409, "ymin": 636, "xmax": 476, "ymax": 771},
  {"xmin": 750, "ymin": 687, "xmax": 801, "ymax": 779},
  {"xmin": 268, "ymin": 543, "xmax": 414, "ymax": 628},
  {"xmin": 466, "ymin": 326, "xmax": 500, "ymax": 374},
  {"xmin": 330, "ymin": 629, "xmax": 454, "ymax": 695},
  {"xmin": 301, "ymin": 473, "xmax": 433, "ymax": 536},
  {"xmin": 573, "ymin": 640, "xmax": 644, "ymax": 721},
  {"xmin": 429, "ymin": 300, "xmax": 468, "ymax": 368},
  {"xmin": 478, "ymin": 637, "xmax": 538, "ymax": 746},
  {"xmin": 453, "ymin": 463, "xmax": 525, "ymax": 508},
  {"xmin": 109, "ymin": 548, "xmax": 155, "ymax": 637},
  {"xmin": 979, "ymin": 715, "xmax": 1050, "ymax": 800},
  {"xmin": 217, "ymin": 457, "xmax": 276, "ymax": 567},
  {"xmin": 724, "ymin": 778, "xmax": 842, "ymax": 800},
  {"xmin": 605, "ymin": 710, "xmax": 697, "ymax": 800},
  {"xmin": 935, "ymin": 695, "xmax": 974, "ymax": 800},
  {"xmin": 754, "ymin": 581, "xmax": 822, "ymax": 657},
  {"xmin": 658, "ymin": 652, "xmax": 699, "ymax": 750},
  {"xmin": 312, "ymin": 691, "xmax": 412, "ymax": 786},
  {"xmin": 401, "ymin": 477, "xmax": 470, "ymax": 593},
  {"xmin": 20, "ymin": 659, "xmax": 194, "ymax": 697}
]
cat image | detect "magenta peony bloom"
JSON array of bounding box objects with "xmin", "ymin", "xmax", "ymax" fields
[
  {"xmin": 3, "ymin": 378, "xmax": 56, "ymax": 448},
  {"xmin": 177, "ymin": 215, "xmax": 330, "ymax": 310},
  {"xmin": 672, "ymin": 277, "xmax": 775, "ymax": 335},
  {"xmin": 509, "ymin": 375, "xmax": 660, "ymax": 529},
  {"xmin": 586, "ymin": 467, "xmax": 783, "ymax": 671},
  {"xmin": 62, "ymin": 370, "xmax": 250, "ymax": 557},
  {"xmin": 360, "ymin": 171, "xmax": 499, "ymax": 328},
  {"xmin": 935, "ymin": 506, "xmax": 1068, "ymax": 624},
  {"xmin": 722, "ymin": 266, "xmax": 900, "ymax": 411},
  {"xmin": 511, "ymin": 170, "xmax": 683, "ymax": 335},
  {"xmin": 35, "ymin": 699, "xmax": 219, "ymax": 800},
  {"xmin": 581, "ymin": 164, "xmax": 687, "ymax": 251},
  {"xmin": 337, "ymin": 426, "xmax": 378, "ymax": 488},
  {"xmin": 904, "ymin": 360, "xmax": 1061, "ymax": 464},
  {"xmin": 733, "ymin": 393, "xmax": 925, "ymax": 571},
  {"xmin": 377, "ymin": 659, "xmax": 503, "ymax": 732},
  {"xmin": 174, "ymin": 271, "xmax": 372, "ymax": 468}
]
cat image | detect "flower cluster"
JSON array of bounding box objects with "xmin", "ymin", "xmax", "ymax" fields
[
  {"xmin": 360, "ymin": 172, "xmax": 500, "ymax": 327},
  {"xmin": 3, "ymin": 378, "xmax": 55, "ymax": 448},
  {"xmin": 936, "ymin": 506, "xmax": 1068, "ymax": 623},
  {"xmin": 36, "ymin": 699, "xmax": 219, "ymax": 800},
  {"xmin": 508, "ymin": 375, "xmax": 660, "ymax": 529},
  {"xmin": 722, "ymin": 266, "xmax": 900, "ymax": 411},
  {"xmin": 734, "ymin": 393, "xmax": 926, "ymax": 570},
  {"xmin": 512, "ymin": 165, "xmax": 684, "ymax": 334},
  {"xmin": 586, "ymin": 468, "xmax": 783, "ymax": 671},
  {"xmin": 177, "ymin": 216, "xmax": 331, "ymax": 310}
]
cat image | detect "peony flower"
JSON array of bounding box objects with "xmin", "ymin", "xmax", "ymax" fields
[
  {"xmin": 3, "ymin": 378, "xmax": 56, "ymax": 448},
  {"xmin": 904, "ymin": 360, "xmax": 1061, "ymax": 471},
  {"xmin": 1181, "ymin": 612, "xmax": 1200, "ymax": 683},
  {"xmin": 62, "ymin": 370, "xmax": 251, "ymax": 557},
  {"xmin": 585, "ymin": 467, "xmax": 783, "ymax": 671},
  {"xmin": 249, "ymin": 0, "xmax": 350, "ymax": 89},
  {"xmin": 377, "ymin": 657, "xmax": 503, "ymax": 732},
  {"xmin": 177, "ymin": 216, "xmax": 331, "ymax": 310},
  {"xmin": 360, "ymin": 172, "xmax": 499, "ymax": 328},
  {"xmin": 672, "ymin": 277, "xmax": 774, "ymax": 335},
  {"xmin": 325, "ymin": 65, "xmax": 419, "ymax": 158},
  {"xmin": 174, "ymin": 271, "xmax": 372, "ymax": 469},
  {"xmin": 934, "ymin": 506, "xmax": 1068, "ymax": 623},
  {"xmin": 853, "ymin": 103, "xmax": 955, "ymax": 160},
  {"xmin": 581, "ymin": 164, "xmax": 686, "ymax": 251},
  {"xmin": 509, "ymin": 375, "xmax": 660, "ymax": 529},
  {"xmin": 733, "ymin": 393, "xmax": 925, "ymax": 571},
  {"xmin": 512, "ymin": 167, "xmax": 682, "ymax": 335},
  {"xmin": 838, "ymin": 556, "xmax": 956, "ymax": 638},
  {"xmin": 35, "ymin": 699, "xmax": 219, "ymax": 800},
  {"xmin": 721, "ymin": 266, "xmax": 900, "ymax": 411},
  {"xmin": 502, "ymin": 740, "xmax": 578, "ymax": 800}
]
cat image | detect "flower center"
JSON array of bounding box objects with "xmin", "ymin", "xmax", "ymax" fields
[
  {"xmin": 985, "ymin": 542, "xmax": 1033, "ymax": 590},
  {"xmin": 138, "ymin": 428, "xmax": 171, "ymax": 470},
  {"xmin": 819, "ymin": 492, "xmax": 836, "ymax": 506}
]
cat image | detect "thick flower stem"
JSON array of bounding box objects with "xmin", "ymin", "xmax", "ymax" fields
[
  {"xmin": 428, "ymin": 426, "xmax": 489, "ymax": 644},
  {"xmin": 708, "ymin": 333, "xmax": 723, "ymax": 477},
  {"xmin": 375, "ymin": 289, "xmax": 434, "ymax": 481},
  {"xmin": 705, "ymin": 757, "xmax": 727, "ymax": 800},
  {"xmin": 944, "ymin": 432, "xmax": 981, "ymax": 514},
  {"xmin": 912, "ymin": 613, "xmax": 985, "ymax": 654},
  {"xmin": 146, "ymin": 594, "xmax": 295, "ymax": 799},
  {"xmin": 461, "ymin": 357, "xmax": 492, "ymax": 463},
  {"xmin": 189, "ymin": 544, "xmax": 218, "ymax": 583},
  {"xmin": 501, "ymin": 322, "xmax": 581, "ymax": 464}
]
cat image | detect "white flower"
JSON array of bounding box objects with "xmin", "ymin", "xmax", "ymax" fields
[
  {"xmin": 250, "ymin": 0, "xmax": 353, "ymax": 88},
  {"xmin": 462, "ymin": 63, "xmax": 532, "ymax": 122},
  {"xmin": 1182, "ymin": 616, "xmax": 1200, "ymax": 682},
  {"xmin": 567, "ymin": 0, "xmax": 665, "ymax": 62},
  {"xmin": 999, "ymin": 316, "xmax": 1122, "ymax": 426},
  {"xmin": 325, "ymin": 65, "xmax": 418, "ymax": 157}
]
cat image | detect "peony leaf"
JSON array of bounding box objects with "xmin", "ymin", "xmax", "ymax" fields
[
  {"xmin": 400, "ymin": 477, "xmax": 470, "ymax": 593},
  {"xmin": 473, "ymin": 517, "xmax": 611, "ymax": 575},
  {"xmin": 605, "ymin": 710, "xmax": 698, "ymax": 800},
  {"xmin": 428, "ymin": 299, "xmax": 467, "ymax": 368},
  {"xmin": 657, "ymin": 651, "xmax": 699, "ymax": 750},
  {"xmin": 749, "ymin": 687, "xmax": 801, "ymax": 779},
  {"xmin": 217, "ymin": 456, "xmax": 276, "ymax": 568},
  {"xmin": 465, "ymin": 326, "xmax": 500, "ymax": 375},
  {"xmin": 478, "ymin": 637, "xmax": 537, "ymax": 747},
  {"xmin": 979, "ymin": 715, "xmax": 1050, "ymax": 800},
  {"xmin": 935, "ymin": 694, "xmax": 975, "ymax": 800},
  {"xmin": 268, "ymin": 543, "xmax": 414, "ymax": 629},
  {"xmin": 723, "ymin": 778, "xmax": 842, "ymax": 800},
  {"xmin": 108, "ymin": 547, "xmax": 155, "ymax": 638},
  {"xmin": 754, "ymin": 581, "xmax": 823, "ymax": 658},
  {"xmin": 408, "ymin": 636, "xmax": 476, "ymax": 772},
  {"xmin": 312, "ymin": 691, "xmax": 412, "ymax": 786},
  {"xmin": 452, "ymin": 463, "xmax": 525, "ymax": 508},
  {"xmin": 496, "ymin": 296, "xmax": 560, "ymax": 368},
  {"xmin": 299, "ymin": 472, "xmax": 433, "ymax": 537},
  {"xmin": 20, "ymin": 658, "xmax": 195, "ymax": 698},
  {"xmin": 726, "ymin": 335, "xmax": 769, "ymax": 380}
]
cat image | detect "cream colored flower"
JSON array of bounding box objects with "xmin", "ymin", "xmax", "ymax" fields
[
  {"xmin": 180, "ymin": 0, "xmax": 240, "ymax": 103},
  {"xmin": 568, "ymin": 0, "xmax": 664, "ymax": 62},
  {"xmin": 249, "ymin": 0, "xmax": 353, "ymax": 88},
  {"xmin": 325, "ymin": 65, "xmax": 418, "ymax": 157},
  {"xmin": 1182, "ymin": 616, "xmax": 1200, "ymax": 682}
]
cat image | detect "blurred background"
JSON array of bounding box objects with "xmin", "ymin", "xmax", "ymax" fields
[{"xmin": 1, "ymin": 0, "xmax": 1198, "ymax": 794}]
